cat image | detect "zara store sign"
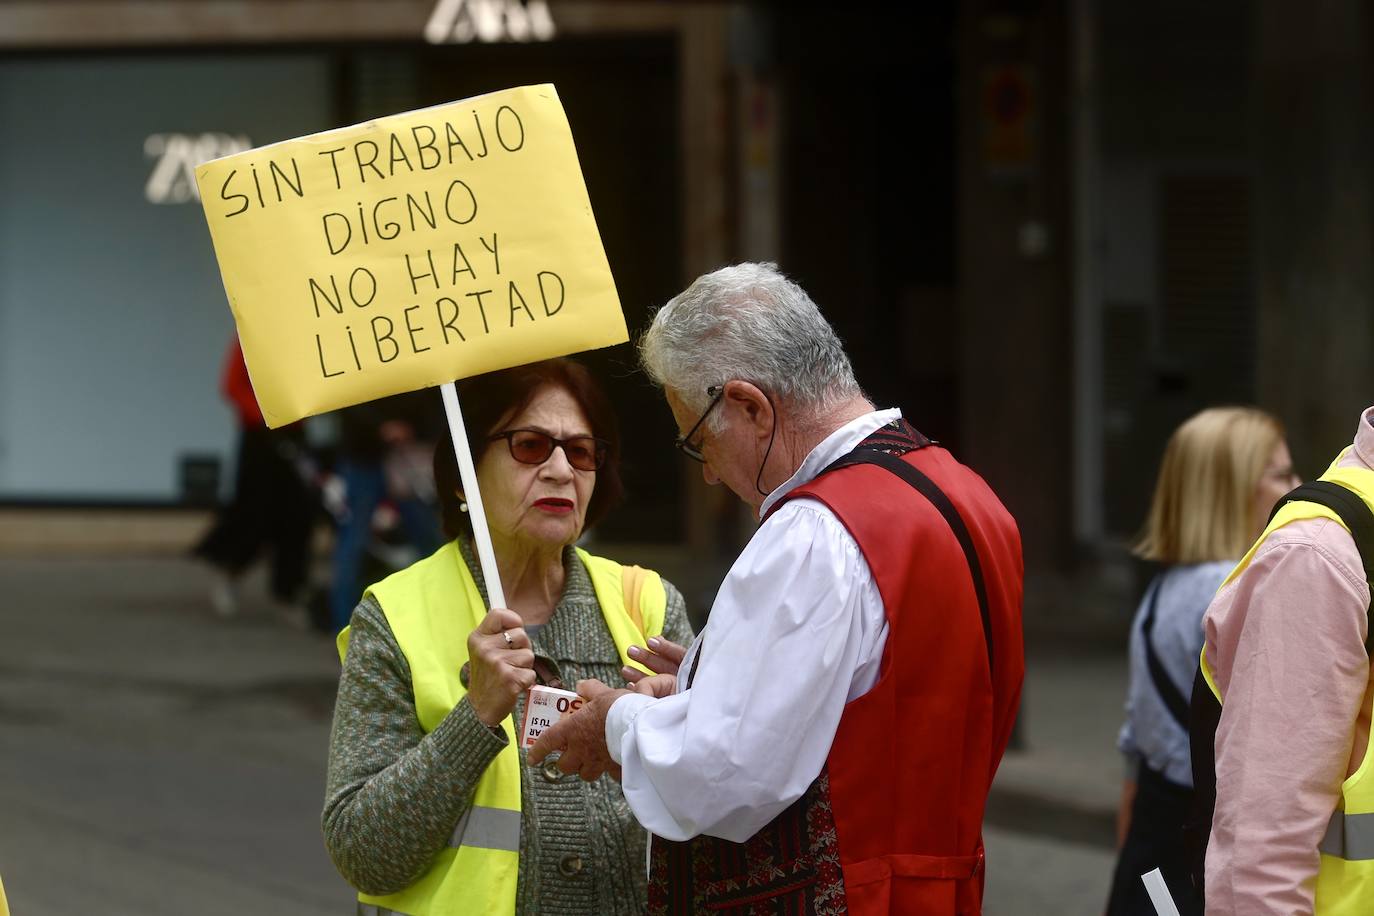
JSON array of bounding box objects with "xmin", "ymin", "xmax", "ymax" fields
[
  {"xmin": 144, "ymin": 132, "xmax": 253, "ymax": 205},
  {"xmin": 424, "ymin": 0, "xmax": 555, "ymax": 44}
]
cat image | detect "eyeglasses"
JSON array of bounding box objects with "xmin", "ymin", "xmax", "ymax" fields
[
  {"xmin": 674, "ymin": 386, "xmax": 724, "ymax": 463},
  {"xmin": 489, "ymin": 428, "xmax": 609, "ymax": 472}
]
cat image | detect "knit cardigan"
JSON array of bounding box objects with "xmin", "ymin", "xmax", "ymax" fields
[{"xmin": 323, "ymin": 538, "xmax": 693, "ymax": 915}]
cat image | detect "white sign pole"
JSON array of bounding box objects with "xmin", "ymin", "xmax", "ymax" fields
[{"xmin": 441, "ymin": 381, "xmax": 507, "ymax": 609}]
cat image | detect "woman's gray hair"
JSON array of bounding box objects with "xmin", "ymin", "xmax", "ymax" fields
[{"xmin": 638, "ymin": 262, "xmax": 861, "ymax": 424}]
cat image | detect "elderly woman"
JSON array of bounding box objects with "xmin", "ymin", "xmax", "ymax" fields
[{"xmin": 323, "ymin": 358, "xmax": 693, "ymax": 916}]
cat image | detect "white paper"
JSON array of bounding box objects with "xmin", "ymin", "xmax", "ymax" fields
[{"xmin": 1141, "ymin": 868, "xmax": 1182, "ymax": 916}]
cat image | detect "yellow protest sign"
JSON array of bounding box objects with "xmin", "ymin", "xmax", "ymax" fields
[{"xmin": 195, "ymin": 84, "xmax": 627, "ymax": 428}]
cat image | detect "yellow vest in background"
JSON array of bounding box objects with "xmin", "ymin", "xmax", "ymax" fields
[
  {"xmin": 1200, "ymin": 453, "xmax": 1374, "ymax": 914},
  {"xmin": 335, "ymin": 542, "xmax": 666, "ymax": 916}
]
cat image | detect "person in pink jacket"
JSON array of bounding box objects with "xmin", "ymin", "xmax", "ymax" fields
[{"xmin": 1202, "ymin": 407, "xmax": 1374, "ymax": 913}]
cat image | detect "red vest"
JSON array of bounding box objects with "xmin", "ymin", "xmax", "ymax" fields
[
  {"xmin": 789, "ymin": 444, "xmax": 1024, "ymax": 914},
  {"xmin": 648, "ymin": 437, "xmax": 1024, "ymax": 916}
]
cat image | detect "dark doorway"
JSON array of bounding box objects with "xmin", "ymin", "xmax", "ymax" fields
[
  {"xmin": 774, "ymin": 6, "xmax": 960, "ymax": 448},
  {"xmin": 344, "ymin": 35, "xmax": 684, "ymax": 541}
]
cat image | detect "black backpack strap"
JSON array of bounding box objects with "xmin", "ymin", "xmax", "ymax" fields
[
  {"xmin": 1140, "ymin": 576, "xmax": 1191, "ymax": 731},
  {"xmin": 1184, "ymin": 666, "xmax": 1220, "ymax": 899},
  {"xmin": 1269, "ymin": 480, "xmax": 1374, "ymax": 651},
  {"xmin": 820, "ymin": 448, "xmax": 994, "ymax": 673}
]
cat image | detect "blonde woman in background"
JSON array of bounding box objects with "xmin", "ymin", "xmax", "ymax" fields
[{"xmin": 1105, "ymin": 407, "xmax": 1300, "ymax": 915}]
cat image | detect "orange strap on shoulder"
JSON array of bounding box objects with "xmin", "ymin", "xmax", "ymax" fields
[{"xmin": 621, "ymin": 564, "xmax": 647, "ymax": 637}]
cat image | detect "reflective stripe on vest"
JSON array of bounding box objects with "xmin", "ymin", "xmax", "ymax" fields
[
  {"xmin": 1200, "ymin": 453, "xmax": 1374, "ymax": 915},
  {"xmin": 1321, "ymin": 811, "xmax": 1374, "ymax": 861},
  {"xmin": 336, "ymin": 541, "xmax": 668, "ymax": 915},
  {"xmin": 449, "ymin": 804, "xmax": 521, "ymax": 851}
]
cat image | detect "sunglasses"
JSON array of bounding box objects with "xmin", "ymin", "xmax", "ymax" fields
[
  {"xmin": 489, "ymin": 428, "xmax": 608, "ymax": 472},
  {"xmin": 674, "ymin": 385, "xmax": 724, "ymax": 463}
]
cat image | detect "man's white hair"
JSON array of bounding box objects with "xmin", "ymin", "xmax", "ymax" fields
[{"xmin": 638, "ymin": 262, "xmax": 862, "ymax": 424}]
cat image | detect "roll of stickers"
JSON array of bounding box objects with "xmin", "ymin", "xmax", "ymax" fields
[{"xmin": 520, "ymin": 685, "xmax": 583, "ymax": 748}]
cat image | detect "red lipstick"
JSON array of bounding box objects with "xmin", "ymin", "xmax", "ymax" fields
[{"xmin": 533, "ymin": 497, "xmax": 574, "ymax": 513}]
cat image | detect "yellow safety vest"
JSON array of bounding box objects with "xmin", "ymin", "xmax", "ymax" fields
[
  {"xmin": 1200, "ymin": 452, "xmax": 1374, "ymax": 914},
  {"xmin": 336, "ymin": 542, "xmax": 668, "ymax": 916}
]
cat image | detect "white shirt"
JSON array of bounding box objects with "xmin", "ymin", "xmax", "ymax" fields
[{"xmin": 604, "ymin": 409, "xmax": 900, "ymax": 842}]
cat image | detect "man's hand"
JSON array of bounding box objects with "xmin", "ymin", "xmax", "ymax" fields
[
  {"xmin": 622, "ymin": 636, "xmax": 688, "ymax": 686},
  {"xmin": 527, "ymin": 678, "xmax": 629, "ymax": 781}
]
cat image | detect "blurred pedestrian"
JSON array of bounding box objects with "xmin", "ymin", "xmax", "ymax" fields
[
  {"xmin": 1193, "ymin": 406, "xmax": 1374, "ymax": 914},
  {"xmin": 1106, "ymin": 406, "xmax": 1299, "ymax": 915},
  {"xmin": 193, "ymin": 335, "xmax": 316, "ymax": 621},
  {"xmin": 326, "ymin": 393, "xmax": 443, "ymax": 633},
  {"xmin": 323, "ymin": 358, "xmax": 694, "ymax": 915},
  {"xmin": 530, "ymin": 263, "xmax": 1025, "ymax": 914}
]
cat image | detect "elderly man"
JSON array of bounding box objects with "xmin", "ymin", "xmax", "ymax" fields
[{"xmin": 530, "ymin": 263, "xmax": 1025, "ymax": 914}]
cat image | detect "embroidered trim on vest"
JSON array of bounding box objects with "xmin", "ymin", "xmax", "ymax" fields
[{"xmin": 648, "ymin": 770, "xmax": 847, "ymax": 915}]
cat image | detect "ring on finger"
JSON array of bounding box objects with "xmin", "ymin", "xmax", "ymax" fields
[{"xmin": 502, "ymin": 630, "xmax": 514, "ymax": 648}]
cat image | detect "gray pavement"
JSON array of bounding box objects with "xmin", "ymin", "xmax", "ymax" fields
[
  {"xmin": 983, "ymin": 647, "xmax": 1128, "ymax": 914},
  {"xmin": 0, "ymin": 552, "xmax": 1133, "ymax": 915},
  {"xmin": 0, "ymin": 556, "xmax": 350, "ymax": 915}
]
